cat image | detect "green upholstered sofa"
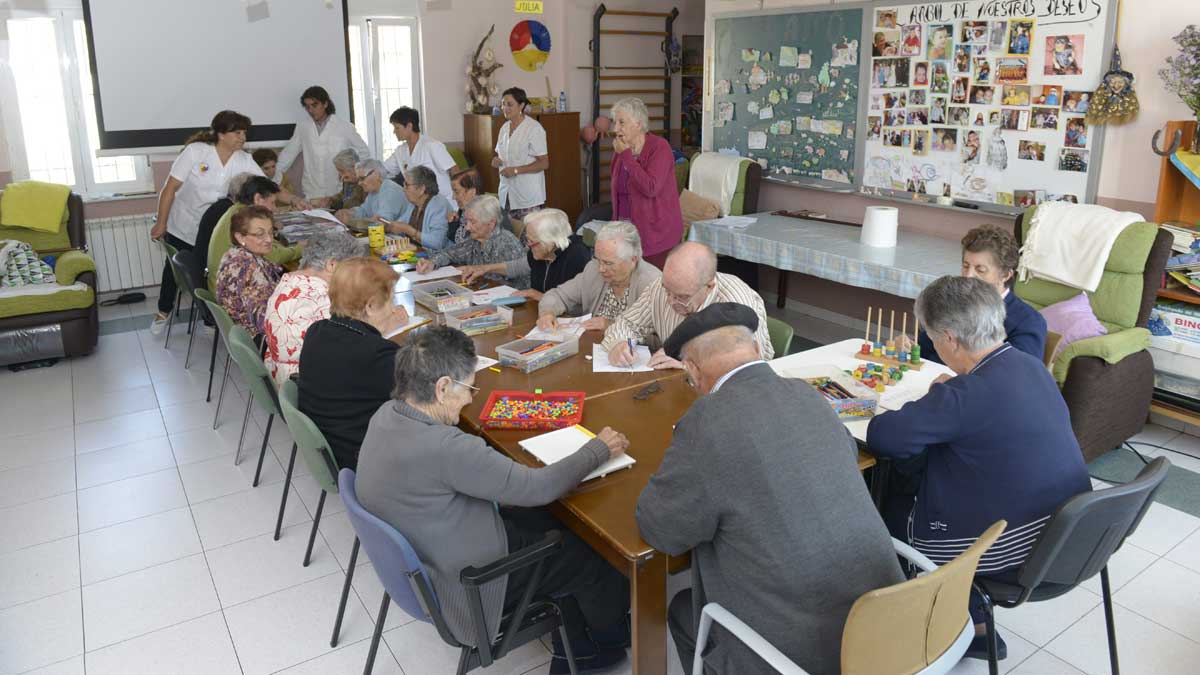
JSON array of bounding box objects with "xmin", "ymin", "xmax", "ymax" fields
[
  {"xmin": 1014, "ymin": 207, "xmax": 1172, "ymax": 462},
  {"xmin": 0, "ymin": 192, "xmax": 98, "ymax": 364},
  {"xmin": 687, "ymin": 152, "xmax": 763, "ymax": 217}
]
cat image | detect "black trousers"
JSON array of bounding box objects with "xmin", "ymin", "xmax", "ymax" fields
[
  {"xmin": 668, "ymin": 588, "xmax": 706, "ymax": 675},
  {"xmin": 157, "ymin": 233, "xmax": 193, "ymax": 314},
  {"xmin": 500, "ymin": 507, "xmax": 629, "ymax": 644}
]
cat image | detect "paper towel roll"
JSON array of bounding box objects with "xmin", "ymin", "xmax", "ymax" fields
[{"xmin": 861, "ymin": 206, "xmax": 898, "ymax": 248}]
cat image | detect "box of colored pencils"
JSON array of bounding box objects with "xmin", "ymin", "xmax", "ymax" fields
[
  {"xmin": 445, "ymin": 304, "xmax": 514, "ymax": 336},
  {"xmin": 495, "ymin": 336, "xmax": 580, "ymax": 373},
  {"xmin": 777, "ymin": 364, "xmax": 880, "ymax": 419},
  {"xmin": 479, "ymin": 390, "xmax": 586, "ymax": 430},
  {"xmin": 412, "ymin": 280, "xmax": 473, "ymax": 313}
]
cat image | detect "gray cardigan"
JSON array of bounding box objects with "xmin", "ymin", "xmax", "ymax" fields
[
  {"xmin": 356, "ymin": 400, "xmax": 608, "ymax": 645},
  {"xmin": 637, "ymin": 363, "xmax": 904, "ymax": 675},
  {"xmin": 537, "ymin": 258, "xmax": 661, "ymax": 319}
]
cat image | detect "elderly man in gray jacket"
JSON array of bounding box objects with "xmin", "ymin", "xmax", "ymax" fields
[{"xmin": 636, "ymin": 304, "xmax": 904, "ymax": 675}]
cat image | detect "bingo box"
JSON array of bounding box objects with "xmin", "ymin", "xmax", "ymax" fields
[{"xmin": 479, "ymin": 390, "xmax": 586, "ymax": 430}]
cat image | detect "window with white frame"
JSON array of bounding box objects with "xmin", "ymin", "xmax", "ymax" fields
[
  {"xmin": 347, "ymin": 16, "xmax": 422, "ymax": 160},
  {"xmin": 2, "ymin": 10, "xmax": 154, "ymax": 196}
]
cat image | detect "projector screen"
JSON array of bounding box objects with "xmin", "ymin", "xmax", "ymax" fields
[{"xmin": 82, "ymin": 0, "xmax": 352, "ymax": 151}]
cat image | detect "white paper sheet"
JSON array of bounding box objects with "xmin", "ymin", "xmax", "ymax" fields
[
  {"xmin": 701, "ymin": 215, "xmax": 757, "ymax": 229},
  {"xmin": 402, "ymin": 266, "xmax": 461, "ymax": 283},
  {"xmin": 382, "ymin": 314, "xmax": 431, "ymax": 339},
  {"xmin": 475, "ymin": 355, "xmax": 499, "ymax": 372},
  {"xmin": 471, "ymin": 286, "xmax": 519, "ymax": 305},
  {"xmin": 301, "ymin": 208, "xmax": 342, "ymax": 224},
  {"xmin": 524, "ymin": 314, "xmax": 592, "ymax": 342},
  {"xmin": 591, "ymin": 343, "xmax": 653, "ymax": 372},
  {"xmin": 519, "ymin": 425, "xmax": 637, "ymax": 483}
]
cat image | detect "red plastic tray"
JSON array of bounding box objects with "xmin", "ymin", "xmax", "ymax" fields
[{"xmin": 478, "ymin": 390, "xmax": 586, "ymax": 431}]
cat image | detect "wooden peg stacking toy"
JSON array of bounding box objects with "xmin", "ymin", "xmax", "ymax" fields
[{"xmin": 855, "ymin": 307, "xmax": 923, "ymax": 371}]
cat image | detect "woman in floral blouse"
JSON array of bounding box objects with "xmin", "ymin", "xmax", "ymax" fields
[
  {"xmin": 216, "ymin": 205, "xmax": 284, "ymax": 338},
  {"xmin": 263, "ymin": 229, "xmax": 365, "ymax": 386}
]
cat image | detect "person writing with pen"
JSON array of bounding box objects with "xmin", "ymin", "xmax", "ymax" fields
[
  {"xmin": 334, "ymin": 158, "xmax": 412, "ymax": 231},
  {"xmin": 413, "ymin": 194, "xmax": 528, "ymax": 288},
  {"xmin": 600, "ymin": 242, "xmax": 773, "ymax": 369}
]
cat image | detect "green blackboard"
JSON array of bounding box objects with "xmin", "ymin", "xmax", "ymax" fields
[{"xmin": 712, "ymin": 8, "xmax": 864, "ymax": 188}]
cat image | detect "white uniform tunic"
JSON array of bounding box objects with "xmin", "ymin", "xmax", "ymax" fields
[
  {"xmin": 382, "ymin": 135, "xmax": 457, "ymax": 202},
  {"xmin": 494, "ymin": 116, "xmax": 548, "ymax": 210},
  {"xmin": 274, "ymin": 114, "xmax": 370, "ymax": 198},
  {"xmin": 167, "ymin": 143, "xmax": 264, "ymax": 245}
]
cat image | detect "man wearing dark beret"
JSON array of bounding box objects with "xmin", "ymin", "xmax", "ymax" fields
[{"xmin": 637, "ymin": 303, "xmax": 904, "ymax": 675}]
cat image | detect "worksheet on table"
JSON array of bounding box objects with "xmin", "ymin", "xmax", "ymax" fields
[
  {"xmin": 524, "ymin": 314, "xmax": 592, "ymax": 342},
  {"xmin": 402, "ymin": 266, "xmax": 461, "ymax": 283},
  {"xmin": 591, "ymin": 343, "xmax": 653, "ymax": 372}
]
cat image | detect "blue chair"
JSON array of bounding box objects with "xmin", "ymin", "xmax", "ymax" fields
[{"xmin": 337, "ymin": 469, "xmax": 579, "ymax": 675}]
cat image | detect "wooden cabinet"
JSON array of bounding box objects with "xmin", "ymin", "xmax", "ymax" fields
[
  {"xmin": 1154, "ymin": 119, "xmax": 1200, "ymax": 226},
  {"xmin": 463, "ymin": 112, "xmax": 582, "ymax": 223}
]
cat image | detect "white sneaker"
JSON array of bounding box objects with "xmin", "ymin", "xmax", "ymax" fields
[{"xmin": 149, "ymin": 313, "xmax": 170, "ymax": 335}]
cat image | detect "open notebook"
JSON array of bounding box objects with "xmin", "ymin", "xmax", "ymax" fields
[{"xmin": 518, "ymin": 425, "xmax": 636, "ymax": 483}]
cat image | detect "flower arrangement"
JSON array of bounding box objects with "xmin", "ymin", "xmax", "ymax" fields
[
  {"xmin": 1160, "ymin": 26, "xmax": 1200, "ymax": 115},
  {"xmin": 466, "ymin": 25, "xmax": 503, "ymax": 114}
]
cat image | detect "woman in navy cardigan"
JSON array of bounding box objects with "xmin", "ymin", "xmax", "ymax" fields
[
  {"xmin": 897, "ymin": 224, "xmax": 1047, "ymax": 363},
  {"xmin": 868, "ymin": 276, "xmax": 1090, "ymax": 662}
]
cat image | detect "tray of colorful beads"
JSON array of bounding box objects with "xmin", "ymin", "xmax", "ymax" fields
[{"xmin": 479, "ymin": 390, "xmax": 586, "ymax": 430}]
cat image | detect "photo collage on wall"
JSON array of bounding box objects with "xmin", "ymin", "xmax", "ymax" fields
[
  {"xmin": 711, "ymin": 10, "xmax": 861, "ymax": 185},
  {"xmin": 863, "ymin": 5, "xmax": 1096, "ymax": 207}
]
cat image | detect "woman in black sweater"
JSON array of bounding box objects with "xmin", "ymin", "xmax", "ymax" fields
[{"xmin": 508, "ymin": 208, "xmax": 591, "ymax": 301}]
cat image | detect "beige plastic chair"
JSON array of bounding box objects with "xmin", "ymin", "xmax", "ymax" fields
[
  {"xmin": 694, "ymin": 521, "xmax": 1007, "ymax": 675},
  {"xmin": 1043, "ymin": 331, "xmax": 1063, "ymax": 368}
]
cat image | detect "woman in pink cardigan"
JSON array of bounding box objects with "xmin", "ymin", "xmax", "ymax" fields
[{"xmin": 610, "ymin": 98, "xmax": 684, "ymax": 269}]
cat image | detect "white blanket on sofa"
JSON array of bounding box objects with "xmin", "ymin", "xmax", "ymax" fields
[
  {"xmin": 1017, "ymin": 203, "xmax": 1143, "ymax": 293},
  {"xmin": 688, "ymin": 152, "xmax": 743, "ymax": 217}
]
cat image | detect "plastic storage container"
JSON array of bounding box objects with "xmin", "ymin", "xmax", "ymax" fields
[
  {"xmin": 444, "ymin": 305, "xmax": 514, "ymax": 336},
  {"xmin": 776, "ymin": 363, "xmax": 880, "ymax": 419},
  {"xmin": 478, "ymin": 390, "xmax": 586, "ymax": 430},
  {"xmin": 412, "ymin": 279, "xmax": 472, "ymax": 313},
  {"xmin": 495, "ymin": 337, "xmax": 580, "ymax": 373}
]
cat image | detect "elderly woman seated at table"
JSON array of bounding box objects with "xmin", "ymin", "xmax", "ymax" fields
[
  {"xmin": 334, "ymin": 158, "xmax": 412, "ymax": 228},
  {"xmin": 298, "ymin": 257, "xmax": 410, "ymax": 470},
  {"xmin": 448, "ymin": 168, "xmax": 512, "ymax": 243},
  {"xmin": 384, "ymin": 164, "xmax": 451, "ymax": 251},
  {"xmin": 867, "ymin": 275, "xmax": 1090, "ymax": 661},
  {"xmin": 537, "ymin": 220, "xmax": 661, "ymax": 332},
  {"xmin": 215, "ymin": 205, "xmax": 284, "ymax": 337},
  {"xmin": 263, "ymin": 229, "xmax": 365, "ymax": 387},
  {"xmin": 460, "ymin": 208, "xmax": 591, "ymax": 300},
  {"xmin": 414, "ymin": 195, "xmax": 528, "ymax": 287},
  {"xmin": 356, "ymin": 325, "xmax": 632, "ymax": 671},
  {"xmin": 311, "ymin": 149, "xmax": 366, "ymax": 212},
  {"xmin": 895, "ymin": 224, "xmax": 1046, "ymax": 363}
]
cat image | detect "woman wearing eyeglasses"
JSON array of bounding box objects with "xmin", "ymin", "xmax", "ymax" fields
[{"xmin": 215, "ymin": 206, "xmax": 285, "ymax": 337}]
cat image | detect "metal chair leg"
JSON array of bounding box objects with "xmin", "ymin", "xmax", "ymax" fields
[
  {"xmin": 331, "ymin": 537, "xmax": 360, "ymax": 648},
  {"xmin": 274, "ymin": 442, "xmax": 299, "ymax": 540},
  {"xmin": 303, "ymin": 491, "xmax": 326, "ymax": 567},
  {"xmin": 364, "ymin": 592, "xmax": 391, "ymax": 675},
  {"xmin": 213, "ymin": 354, "xmax": 231, "ymax": 429},
  {"xmin": 1101, "ymin": 566, "xmax": 1120, "ymax": 675},
  {"xmin": 983, "ymin": 595, "xmax": 1000, "ymax": 675},
  {"xmin": 205, "ymin": 328, "xmax": 220, "ymax": 402},
  {"xmin": 558, "ymin": 618, "xmax": 579, "ymax": 675},
  {"xmin": 184, "ymin": 306, "xmax": 199, "ymax": 368},
  {"xmin": 252, "ymin": 414, "xmax": 274, "ymax": 487},
  {"xmin": 163, "ymin": 289, "xmax": 181, "ymax": 349},
  {"xmin": 234, "ymin": 390, "xmax": 253, "ymax": 463}
]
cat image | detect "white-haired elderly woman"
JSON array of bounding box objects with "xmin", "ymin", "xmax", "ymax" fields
[
  {"xmin": 263, "ymin": 228, "xmax": 366, "ymax": 386},
  {"xmin": 312, "ymin": 149, "xmax": 366, "ymax": 212},
  {"xmin": 461, "ymin": 208, "xmax": 591, "ymax": 301},
  {"xmin": 415, "ymin": 194, "xmax": 528, "ymax": 288},
  {"xmin": 334, "ymin": 158, "xmax": 413, "ymax": 230},
  {"xmin": 536, "ymin": 220, "xmax": 662, "ymax": 332},
  {"xmin": 609, "ymin": 97, "xmax": 684, "ymax": 270},
  {"xmin": 386, "ymin": 164, "xmax": 451, "ymax": 251}
]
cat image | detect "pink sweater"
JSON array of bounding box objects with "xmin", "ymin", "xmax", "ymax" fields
[{"xmin": 610, "ymin": 133, "xmax": 684, "ymax": 257}]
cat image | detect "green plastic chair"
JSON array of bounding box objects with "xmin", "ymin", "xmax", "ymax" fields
[
  {"xmin": 194, "ymin": 289, "xmax": 243, "ymax": 435},
  {"xmin": 226, "ymin": 325, "xmax": 286, "ymax": 489},
  {"xmin": 767, "ymin": 316, "xmax": 794, "ymax": 358},
  {"xmin": 278, "ymin": 379, "xmax": 362, "ymax": 648}
]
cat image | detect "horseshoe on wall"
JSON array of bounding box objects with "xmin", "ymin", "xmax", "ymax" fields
[{"xmin": 1152, "ymin": 128, "xmax": 1182, "ymax": 157}]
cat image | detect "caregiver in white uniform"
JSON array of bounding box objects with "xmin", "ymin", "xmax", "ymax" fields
[
  {"xmin": 381, "ymin": 106, "xmax": 458, "ymax": 201},
  {"xmin": 492, "ymin": 87, "xmax": 549, "ymax": 221},
  {"xmin": 150, "ymin": 110, "xmax": 304, "ymax": 334},
  {"xmin": 273, "ymin": 85, "xmax": 370, "ymax": 199}
]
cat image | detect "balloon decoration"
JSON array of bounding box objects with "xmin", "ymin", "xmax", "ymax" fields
[
  {"xmin": 594, "ymin": 115, "xmax": 611, "ymax": 133},
  {"xmin": 510, "ymin": 20, "xmax": 552, "ymax": 72},
  {"xmin": 580, "ymin": 125, "xmax": 598, "ymax": 145}
]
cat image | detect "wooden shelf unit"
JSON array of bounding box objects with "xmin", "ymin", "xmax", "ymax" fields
[{"xmin": 1154, "ymin": 120, "xmax": 1200, "ymax": 226}]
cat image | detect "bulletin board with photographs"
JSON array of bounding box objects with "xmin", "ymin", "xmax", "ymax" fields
[
  {"xmin": 711, "ymin": 6, "xmax": 866, "ymax": 188},
  {"xmin": 861, "ymin": 1, "xmax": 1116, "ymax": 211}
]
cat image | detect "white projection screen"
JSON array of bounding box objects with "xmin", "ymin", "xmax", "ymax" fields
[{"xmin": 82, "ymin": 0, "xmax": 351, "ymax": 151}]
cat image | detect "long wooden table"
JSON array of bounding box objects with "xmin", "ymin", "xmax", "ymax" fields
[{"xmin": 391, "ymin": 277, "xmax": 877, "ymax": 675}]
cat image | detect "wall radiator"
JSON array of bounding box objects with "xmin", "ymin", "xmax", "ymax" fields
[{"xmin": 84, "ymin": 214, "xmax": 164, "ymax": 293}]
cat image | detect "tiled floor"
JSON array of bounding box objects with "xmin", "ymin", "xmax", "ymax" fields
[{"xmin": 4, "ymin": 298, "xmax": 1200, "ymax": 674}]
